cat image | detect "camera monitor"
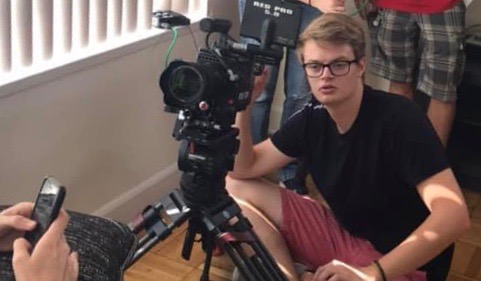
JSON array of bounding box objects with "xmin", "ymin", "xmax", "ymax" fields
[{"xmin": 240, "ymin": 0, "xmax": 302, "ymax": 49}]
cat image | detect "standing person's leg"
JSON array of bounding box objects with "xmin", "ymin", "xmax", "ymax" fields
[
  {"xmin": 368, "ymin": 8, "xmax": 419, "ymax": 101},
  {"xmin": 426, "ymin": 99, "xmax": 456, "ymax": 147},
  {"xmin": 416, "ymin": 2, "xmax": 466, "ymax": 147},
  {"xmin": 279, "ymin": 5, "xmax": 321, "ymax": 194},
  {"xmin": 250, "ymin": 65, "xmax": 279, "ymax": 144}
]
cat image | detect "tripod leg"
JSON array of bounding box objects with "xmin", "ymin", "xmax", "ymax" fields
[
  {"xmin": 248, "ymin": 232, "xmax": 286, "ymax": 280},
  {"xmin": 222, "ymin": 241, "xmax": 266, "ymax": 281},
  {"xmin": 200, "ymin": 247, "xmax": 213, "ymax": 281},
  {"xmin": 182, "ymin": 221, "xmax": 197, "ymax": 260},
  {"xmin": 207, "ymin": 204, "xmax": 287, "ymax": 281},
  {"xmin": 216, "ymin": 230, "xmax": 288, "ymax": 281},
  {"xmin": 246, "ymin": 234, "xmax": 287, "ymax": 280}
]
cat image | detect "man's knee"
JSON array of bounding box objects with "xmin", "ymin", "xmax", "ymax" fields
[
  {"xmin": 225, "ymin": 176, "xmax": 257, "ymax": 201},
  {"xmin": 225, "ymin": 175, "xmax": 242, "ymax": 196},
  {"xmin": 226, "ymin": 176, "xmax": 282, "ymax": 205},
  {"xmin": 226, "ymin": 176, "xmax": 284, "ymax": 226}
]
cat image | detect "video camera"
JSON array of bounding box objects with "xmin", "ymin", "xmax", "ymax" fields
[{"xmin": 156, "ymin": 0, "xmax": 302, "ymax": 199}]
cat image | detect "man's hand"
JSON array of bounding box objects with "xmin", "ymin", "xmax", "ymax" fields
[
  {"xmin": 309, "ymin": 259, "xmax": 379, "ymax": 281},
  {"xmin": 306, "ymin": 0, "xmax": 346, "ymax": 14},
  {"xmin": 0, "ymin": 203, "xmax": 36, "ymax": 252},
  {"xmin": 12, "ymin": 209, "xmax": 79, "ymax": 281}
]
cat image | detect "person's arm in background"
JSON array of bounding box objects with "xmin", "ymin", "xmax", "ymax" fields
[
  {"xmin": 300, "ymin": 0, "xmax": 346, "ymax": 13},
  {"xmin": 0, "ymin": 203, "xmax": 79, "ymax": 281}
]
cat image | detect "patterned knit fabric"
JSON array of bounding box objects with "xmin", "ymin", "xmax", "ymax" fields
[{"xmin": 0, "ymin": 206, "xmax": 138, "ymax": 281}]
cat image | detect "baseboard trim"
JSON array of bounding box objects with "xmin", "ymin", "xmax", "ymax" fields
[{"xmin": 92, "ymin": 164, "xmax": 181, "ymax": 223}]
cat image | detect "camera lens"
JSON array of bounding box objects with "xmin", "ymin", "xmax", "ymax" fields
[
  {"xmin": 160, "ymin": 59, "xmax": 228, "ymax": 112},
  {"xmin": 169, "ymin": 65, "xmax": 204, "ymax": 104}
]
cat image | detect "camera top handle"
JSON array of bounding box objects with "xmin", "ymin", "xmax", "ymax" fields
[{"xmin": 199, "ymin": 18, "xmax": 283, "ymax": 68}]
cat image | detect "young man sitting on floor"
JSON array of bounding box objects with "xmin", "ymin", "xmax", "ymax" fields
[{"xmin": 227, "ymin": 13, "xmax": 470, "ymax": 281}]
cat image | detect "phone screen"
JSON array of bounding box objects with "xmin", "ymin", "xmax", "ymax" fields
[{"xmin": 25, "ymin": 176, "xmax": 66, "ymax": 247}]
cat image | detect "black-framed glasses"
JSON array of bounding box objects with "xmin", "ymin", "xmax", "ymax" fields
[{"xmin": 302, "ymin": 60, "xmax": 358, "ymax": 78}]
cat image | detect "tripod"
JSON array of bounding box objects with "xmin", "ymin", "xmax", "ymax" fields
[
  {"xmin": 127, "ymin": 172, "xmax": 287, "ymax": 281},
  {"xmin": 124, "ymin": 10, "xmax": 299, "ymax": 280}
]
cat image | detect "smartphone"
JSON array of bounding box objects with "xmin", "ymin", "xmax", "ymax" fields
[{"xmin": 24, "ymin": 176, "xmax": 66, "ymax": 247}]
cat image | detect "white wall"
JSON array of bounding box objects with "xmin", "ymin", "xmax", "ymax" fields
[{"xmin": 0, "ymin": 36, "xmax": 184, "ymax": 222}]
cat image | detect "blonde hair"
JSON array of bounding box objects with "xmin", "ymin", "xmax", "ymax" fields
[{"xmin": 297, "ymin": 13, "xmax": 366, "ymax": 63}]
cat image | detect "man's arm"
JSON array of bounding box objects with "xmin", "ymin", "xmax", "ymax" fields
[
  {"xmin": 376, "ymin": 168, "xmax": 470, "ymax": 280},
  {"xmin": 229, "ymin": 73, "xmax": 294, "ymax": 179},
  {"xmin": 313, "ymin": 168, "xmax": 470, "ymax": 281}
]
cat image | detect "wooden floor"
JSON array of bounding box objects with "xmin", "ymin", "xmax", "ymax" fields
[{"xmin": 124, "ymin": 182, "xmax": 481, "ymax": 281}]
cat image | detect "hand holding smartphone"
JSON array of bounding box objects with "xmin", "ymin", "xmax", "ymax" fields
[{"xmin": 24, "ymin": 176, "xmax": 66, "ymax": 248}]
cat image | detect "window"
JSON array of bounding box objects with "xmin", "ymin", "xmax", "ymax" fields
[{"xmin": 0, "ymin": 0, "xmax": 207, "ymax": 89}]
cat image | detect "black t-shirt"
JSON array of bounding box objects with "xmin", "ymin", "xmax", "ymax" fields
[{"xmin": 271, "ymin": 86, "xmax": 452, "ymax": 276}]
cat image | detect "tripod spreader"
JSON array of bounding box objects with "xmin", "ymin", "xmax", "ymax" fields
[{"xmin": 127, "ymin": 189, "xmax": 191, "ymax": 267}]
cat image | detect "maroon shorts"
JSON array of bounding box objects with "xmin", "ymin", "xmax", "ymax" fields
[{"xmin": 278, "ymin": 188, "xmax": 426, "ymax": 281}]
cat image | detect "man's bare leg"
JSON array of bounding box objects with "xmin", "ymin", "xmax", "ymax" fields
[
  {"xmin": 226, "ymin": 177, "xmax": 301, "ymax": 281},
  {"xmin": 427, "ymin": 98, "xmax": 456, "ymax": 148},
  {"xmin": 389, "ymin": 81, "xmax": 414, "ymax": 100}
]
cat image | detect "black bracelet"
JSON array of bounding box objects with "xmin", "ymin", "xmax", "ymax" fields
[{"xmin": 373, "ymin": 260, "xmax": 387, "ymax": 281}]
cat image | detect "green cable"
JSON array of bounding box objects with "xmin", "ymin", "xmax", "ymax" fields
[
  {"xmin": 165, "ymin": 27, "xmax": 179, "ymax": 68},
  {"xmin": 349, "ymin": 0, "xmax": 371, "ymax": 17}
]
